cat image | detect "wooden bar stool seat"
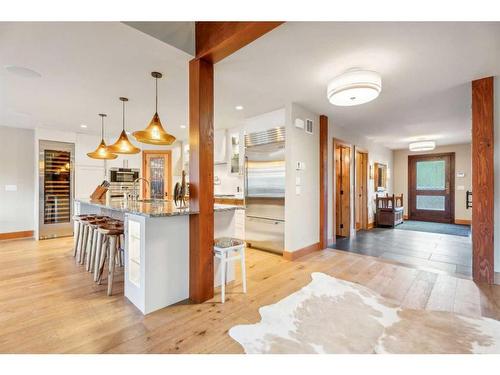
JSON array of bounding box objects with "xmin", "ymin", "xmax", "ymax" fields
[{"xmin": 214, "ymin": 237, "xmax": 247, "ymax": 303}]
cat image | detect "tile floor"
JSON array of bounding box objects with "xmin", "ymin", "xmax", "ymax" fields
[{"xmin": 331, "ymin": 227, "xmax": 472, "ymax": 277}]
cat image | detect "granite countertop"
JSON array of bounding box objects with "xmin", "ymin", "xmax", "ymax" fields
[{"xmin": 76, "ymin": 198, "xmax": 244, "ymax": 218}]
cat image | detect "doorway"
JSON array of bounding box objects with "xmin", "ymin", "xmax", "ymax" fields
[
  {"xmin": 355, "ymin": 150, "xmax": 368, "ymax": 231},
  {"xmin": 408, "ymin": 153, "xmax": 455, "ymax": 223},
  {"xmin": 335, "ymin": 142, "xmax": 351, "ymax": 237},
  {"xmin": 142, "ymin": 150, "xmax": 173, "ymax": 200}
]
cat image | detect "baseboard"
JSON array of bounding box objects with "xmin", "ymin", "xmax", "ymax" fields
[
  {"xmin": 327, "ymin": 237, "xmax": 335, "ymax": 247},
  {"xmin": 0, "ymin": 230, "xmax": 34, "ymax": 240},
  {"xmin": 367, "ymin": 221, "xmax": 375, "ymax": 229},
  {"xmin": 455, "ymin": 219, "xmax": 471, "ymax": 226},
  {"xmin": 403, "ymin": 215, "xmax": 409, "ymax": 220},
  {"xmin": 283, "ymin": 242, "xmax": 321, "ymax": 261}
]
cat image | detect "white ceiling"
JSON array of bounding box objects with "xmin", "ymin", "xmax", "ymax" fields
[
  {"xmin": 0, "ymin": 22, "xmax": 191, "ymax": 141},
  {"xmin": 1, "ymin": 22, "xmax": 500, "ymax": 150},
  {"xmin": 215, "ymin": 22, "xmax": 500, "ymax": 149}
]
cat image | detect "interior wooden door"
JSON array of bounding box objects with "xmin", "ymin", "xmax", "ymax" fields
[
  {"xmin": 335, "ymin": 144, "xmax": 351, "ymax": 237},
  {"xmin": 408, "ymin": 153, "xmax": 455, "ymax": 223},
  {"xmin": 355, "ymin": 151, "xmax": 368, "ymax": 231},
  {"xmin": 142, "ymin": 150, "xmax": 173, "ymax": 200}
]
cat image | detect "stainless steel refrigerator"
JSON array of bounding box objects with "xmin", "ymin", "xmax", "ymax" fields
[{"xmin": 244, "ymin": 127, "xmax": 285, "ymax": 254}]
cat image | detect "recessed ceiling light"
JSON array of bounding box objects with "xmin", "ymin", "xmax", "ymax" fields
[
  {"xmin": 180, "ymin": 125, "xmax": 186, "ymax": 129},
  {"xmin": 327, "ymin": 70, "xmax": 381, "ymax": 106},
  {"xmin": 409, "ymin": 141, "xmax": 436, "ymax": 152},
  {"xmin": 235, "ymin": 105, "xmax": 244, "ymax": 111},
  {"xmin": 80, "ymin": 124, "xmax": 87, "ymax": 129},
  {"xmin": 4, "ymin": 65, "xmax": 42, "ymax": 79}
]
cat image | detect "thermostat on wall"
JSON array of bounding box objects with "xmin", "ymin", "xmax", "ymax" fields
[{"xmin": 295, "ymin": 118, "xmax": 305, "ymax": 129}]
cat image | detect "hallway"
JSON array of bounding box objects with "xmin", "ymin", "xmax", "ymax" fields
[{"xmin": 331, "ymin": 227, "xmax": 472, "ymax": 277}]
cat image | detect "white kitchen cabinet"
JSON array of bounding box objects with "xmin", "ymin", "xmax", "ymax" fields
[{"xmin": 214, "ymin": 129, "xmax": 227, "ymax": 164}]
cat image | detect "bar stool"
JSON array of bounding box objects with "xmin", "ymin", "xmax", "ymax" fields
[
  {"xmin": 73, "ymin": 214, "xmax": 89, "ymax": 257},
  {"xmin": 93, "ymin": 219, "xmax": 123, "ymax": 281},
  {"xmin": 86, "ymin": 217, "xmax": 110, "ymax": 272},
  {"xmin": 214, "ymin": 237, "xmax": 247, "ymax": 303},
  {"xmin": 96, "ymin": 223, "xmax": 124, "ymax": 296},
  {"xmin": 78, "ymin": 215, "xmax": 106, "ymax": 265}
]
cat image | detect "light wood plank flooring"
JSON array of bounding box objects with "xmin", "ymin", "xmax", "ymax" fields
[{"xmin": 0, "ymin": 237, "xmax": 499, "ymax": 353}]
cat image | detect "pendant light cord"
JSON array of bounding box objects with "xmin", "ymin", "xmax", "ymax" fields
[
  {"xmin": 122, "ymin": 100, "xmax": 125, "ymax": 131},
  {"xmin": 101, "ymin": 116, "xmax": 104, "ymax": 139},
  {"xmin": 155, "ymin": 76, "xmax": 158, "ymax": 113}
]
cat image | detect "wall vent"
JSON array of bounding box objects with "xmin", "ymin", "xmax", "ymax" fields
[{"xmin": 305, "ymin": 119, "xmax": 313, "ymax": 134}]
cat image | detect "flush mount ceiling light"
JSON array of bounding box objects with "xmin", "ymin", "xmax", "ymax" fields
[
  {"xmin": 80, "ymin": 124, "xmax": 87, "ymax": 128},
  {"xmin": 107, "ymin": 97, "xmax": 141, "ymax": 154},
  {"xmin": 133, "ymin": 72, "xmax": 176, "ymax": 145},
  {"xmin": 235, "ymin": 105, "xmax": 244, "ymax": 111},
  {"xmin": 327, "ymin": 70, "xmax": 382, "ymax": 106},
  {"xmin": 4, "ymin": 65, "xmax": 42, "ymax": 79},
  {"xmin": 409, "ymin": 141, "xmax": 436, "ymax": 152},
  {"xmin": 87, "ymin": 114, "xmax": 118, "ymax": 160}
]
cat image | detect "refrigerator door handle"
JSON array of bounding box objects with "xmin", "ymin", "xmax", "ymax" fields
[{"xmin": 244, "ymin": 155, "xmax": 249, "ymax": 198}]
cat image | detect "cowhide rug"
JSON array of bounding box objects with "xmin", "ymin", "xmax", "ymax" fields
[{"xmin": 229, "ymin": 272, "xmax": 500, "ymax": 354}]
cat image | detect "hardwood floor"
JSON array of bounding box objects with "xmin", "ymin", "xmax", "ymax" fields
[
  {"xmin": 0, "ymin": 236, "xmax": 499, "ymax": 353},
  {"xmin": 333, "ymin": 227, "xmax": 472, "ymax": 277}
]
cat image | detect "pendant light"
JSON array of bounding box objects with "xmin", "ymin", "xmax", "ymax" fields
[
  {"xmin": 133, "ymin": 72, "xmax": 176, "ymax": 145},
  {"xmin": 107, "ymin": 97, "xmax": 140, "ymax": 154},
  {"xmin": 87, "ymin": 113, "xmax": 118, "ymax": 160}
]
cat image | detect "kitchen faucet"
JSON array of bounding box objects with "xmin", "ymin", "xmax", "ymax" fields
[{"xmin": 131, "ymin": 177, "xmax": 150, "ymax": 201}]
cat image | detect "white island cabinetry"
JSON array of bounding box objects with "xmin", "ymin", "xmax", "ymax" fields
[{"xmin": 75, "ymin": 199, "xmax": 243, "ymax": 314}]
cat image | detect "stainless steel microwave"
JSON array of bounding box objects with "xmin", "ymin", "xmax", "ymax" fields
[{"xmin": 109, "ymin": 168, "xmax": 139, "ymax": 183}]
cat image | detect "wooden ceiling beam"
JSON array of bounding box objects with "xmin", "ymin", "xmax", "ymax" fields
[{"xmin": 195, "ymin": 21, "xmax": 284, "ymax": 63}]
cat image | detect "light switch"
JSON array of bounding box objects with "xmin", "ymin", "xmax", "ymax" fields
[
  {"xmin": 295, "ymin": 186, "xmax": 301, "ymax": 195},
  {"xmin": 296, "ymin": 176, "xmax": 301, "ymax": 185},
  {"xmin": 457, "ymin": 185, "xmax": 465, "ymax": 191},
  {"xmin": 5, "ymin": 184, "xmax": 17, "ymax": 192}
]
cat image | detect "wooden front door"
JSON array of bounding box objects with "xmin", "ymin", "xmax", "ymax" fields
[
  {"xmin": 355, "ymin": 150, "xmax": 368, "ymax": 231},
  {"xmin": 335, "ymin": 144, "xmax": 351, "ymax": 237},
  {"xmin": 408, "ymin": 153, "xmax": 455, "ymax": 223},
  {"xmin": 142, "ymin": 150, "xmax": 173, "ymax": 200}
]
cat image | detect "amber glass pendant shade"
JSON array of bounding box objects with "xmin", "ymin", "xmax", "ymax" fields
[
  {"xmin": 132, "ymin": 72, "xmax": 176, "ymax": 146},
  {"xmin": 87, "ymin": 114, "xmax": 118, "ymax": 160},
  {"xmin": 107, "ymin": 97, "xmax": 141, "ymax": 154}
]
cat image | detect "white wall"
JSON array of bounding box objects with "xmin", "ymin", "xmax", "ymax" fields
[
  {"xmin": 284, "ymin": 103, "xmax": 320, "ymax": 252},
  {"xmin": 393, "ymin": 144, "xmax": 472, "ymax": 222},
  {"xmin": 494, "ymin": 76, "xmax": 500, "ymax": 272},
  {"xmin": 0, "ymin": 126, "xmax": 35, "ymax": 234},
  {"xmin": 327, "ymin": 122, "xmax": 394, "ymax": 242}
]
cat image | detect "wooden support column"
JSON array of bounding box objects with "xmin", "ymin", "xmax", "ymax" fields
[
  {"xmin": 319, "ymin": 115, "xmax": 328, "ymax": 249},
  {"xmin": 188, "ymin": 21, "xmax": 284, "ymax": 303},
  {"xmin": 472, "ymin": 76, "xmax": 495, "ymax": 284},
  {"xmin": 189, "ymin": 58, "xmax": 214, "ymax": 302}
]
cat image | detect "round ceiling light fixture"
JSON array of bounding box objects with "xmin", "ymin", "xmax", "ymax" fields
[
  {"xmin": 4, "ymin": 65, "xmax": 42, "ymax": 79},
  {"xmin": 327, "ymin": 70, "xmax": 381, "ymax": 106},
  {"xmin": 409, "ymin": 141, "xmax": 436, "ymax": 152}
]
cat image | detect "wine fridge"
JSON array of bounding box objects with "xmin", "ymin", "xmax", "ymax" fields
[{"xmin": 38, "ymin": 140, "xmax": 75, "ymax": 239}]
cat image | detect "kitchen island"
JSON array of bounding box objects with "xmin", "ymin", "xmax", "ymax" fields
[{"xmin": 75, "ymin": 198, "xmax": 244, "ymax": 314}]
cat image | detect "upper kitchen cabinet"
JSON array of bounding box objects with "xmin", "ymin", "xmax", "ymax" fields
[{"xmin": 214, "ymin": 129, "xmax": 227, "ymax": 164}]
